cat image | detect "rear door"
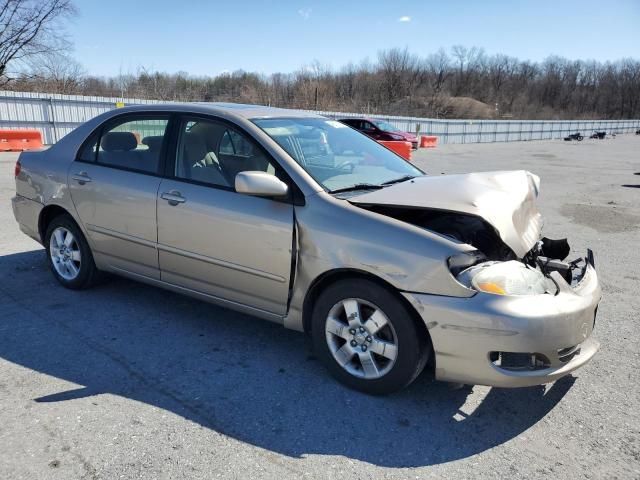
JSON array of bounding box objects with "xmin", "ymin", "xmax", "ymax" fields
[
  {"xmin": 68, "ymin": 114, "xmax": 170, "ymax": 279},
  {"xmin": 156, "ymin": 116, "xmax": 294, "ymax": 315}
]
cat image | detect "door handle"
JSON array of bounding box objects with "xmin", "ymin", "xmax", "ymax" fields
[
  {"xmin": 161, "ymin": 191, "xmax": 186, "ymax": 206},
  {"xmin": 72, "ymin": 172, "xmax": 92, "ymax": 185}
]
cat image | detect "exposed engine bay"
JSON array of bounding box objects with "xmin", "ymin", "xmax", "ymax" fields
[
  {"xmin": 361, "ymin": 205, "xmax": 515, "ymax": 260},
  {"xmin": 357, "ymin": 204, "xmax": 591, "ymax": 293}
]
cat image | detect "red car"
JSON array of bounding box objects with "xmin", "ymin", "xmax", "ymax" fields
[{"xmin": 338, "ymin": 118, "xmax": 418, "ymax": 149}]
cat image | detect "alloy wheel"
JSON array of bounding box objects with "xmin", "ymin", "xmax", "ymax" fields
[
  {"xmin": 49, "ymin": 226, "xmax": 82, "ymax": 281},
  {"xmin": 325, "ymin": 298, "xmax": 398, "ymax": 379}
]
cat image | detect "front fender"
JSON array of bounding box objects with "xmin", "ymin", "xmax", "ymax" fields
[{"xmin": 284, "ymin": 192, "xmax": 475, "ymax": 331}]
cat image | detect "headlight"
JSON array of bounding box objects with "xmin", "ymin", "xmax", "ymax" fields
[
  {"xmin": 457, "ymin": 260, "xmax": 557, "ymax": 296},
  {"xmin": 388, "ymin": 134, "xmax": 405, "ymax": 140}
]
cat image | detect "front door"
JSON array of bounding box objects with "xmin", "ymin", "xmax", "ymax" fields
[
  {"xmin": 68, "ymin": 115, "xmax": 170, "ymax": 279},
  {"xmin": 156, "ymin": 116, "xmax": 294, "ymax": 315}
]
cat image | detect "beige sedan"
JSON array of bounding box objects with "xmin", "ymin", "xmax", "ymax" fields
[{"xmin": 11, "ymin": 103, "xmax": 601, "ymax": 394}]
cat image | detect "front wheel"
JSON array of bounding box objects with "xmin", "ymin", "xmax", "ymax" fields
[{"xmin": 311, "ymin": 279, "xmax": 430, "ymax": 394}]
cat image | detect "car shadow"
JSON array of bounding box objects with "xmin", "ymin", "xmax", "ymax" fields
[{"xmin": 0, "ymin": 249, "xmax": 574, "ymax": 468}]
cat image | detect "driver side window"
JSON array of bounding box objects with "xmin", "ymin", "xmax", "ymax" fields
[{"xmin": 175, "ymin": 117, "xmax": 276, "ymax": 188}]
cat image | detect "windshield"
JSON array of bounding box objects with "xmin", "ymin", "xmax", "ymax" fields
[
  {"xmin": 252, "ymin": 117, "xmax": 423, "ymax": 193},
  {"xmin": 371, "ymin": 120, "xmax": 402, "ymax": 132}
]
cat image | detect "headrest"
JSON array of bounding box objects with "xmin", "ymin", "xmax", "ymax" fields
[
  {"xmin": 101, "ymin": 132, "xmax": 137, "ymax": 152},
  {"xmin": 142, "ymin": 135, "xmax": 164, "ymax": 152},
  {"xmin": 183, "ymin": 133, "xmax": 208, "ymax": 159}
]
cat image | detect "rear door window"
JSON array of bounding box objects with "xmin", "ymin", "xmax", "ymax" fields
[{"xmin": 96, "ymin": 117, "xmax": 169, "ymax": 174}]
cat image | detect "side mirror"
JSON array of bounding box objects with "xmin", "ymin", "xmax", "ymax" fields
[{"xmin": 235, "ymin": 171, "xmax": 289, "ymax": 198}]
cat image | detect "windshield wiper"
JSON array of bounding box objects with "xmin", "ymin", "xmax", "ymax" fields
[
  {"xmin": 329, "ymin": 183, "xmax": 385, "ymax": 194},
  {"xmin": 382, "ymin": 175, "xmax": 417, "ymax": 186}
]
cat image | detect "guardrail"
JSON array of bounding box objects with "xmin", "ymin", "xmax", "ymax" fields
[{"xmin": 1, "ymin": 90, "xmax": 638, "ymax": 145}]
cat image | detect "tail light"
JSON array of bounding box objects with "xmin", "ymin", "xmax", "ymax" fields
[{"xmin": 14, "ymin": 160, "xmax": 21, "ymax": 178}]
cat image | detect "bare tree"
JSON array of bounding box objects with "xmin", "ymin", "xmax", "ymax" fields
[
  {"xmin": 6, "ymin": 43, "xmax": 640, "ymax": 120},
  {"xmin": 0, "ymin": 0, "xmax": 76, "ymax": 84},
  {"xmin": 25, "ymin": 51, "xmax": 83, "ymax": 93},
  {"xmin": 377, "ymin": 47, "xmax": 420, "ymax": 104},
  {"xmin": 451, "ymin": 45, "xmax": 485, "ymax": 97},
  {"xmin": 424, "ymin": 49, "xmax": 452, "ymax": 116}
]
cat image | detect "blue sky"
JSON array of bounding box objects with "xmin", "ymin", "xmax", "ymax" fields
[{"xmin": 71, "ymin": 0, "xmax": 640, "ymax": 77}]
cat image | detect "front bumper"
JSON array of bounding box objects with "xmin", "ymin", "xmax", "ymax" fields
[{"xmin": 402, "ymin": 263, "xmax": 601, "ymax": 388}]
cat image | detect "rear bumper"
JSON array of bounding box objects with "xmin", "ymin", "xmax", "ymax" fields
[
  {"xmin": 402, "ymin": 263, "xmax": 601, "ymax": 388},
  {"xmin": 12, "ymin": 194, "xmax": 43, "ymax": 244}
]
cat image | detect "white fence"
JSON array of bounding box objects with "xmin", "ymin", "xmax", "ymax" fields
[
  {"xmin": 0, "ymin": 91, "xmax": 159, "ymax": 144},
  {"xmin": 1, "ymin": 90, "xmax": 639, "ymax": 145}
]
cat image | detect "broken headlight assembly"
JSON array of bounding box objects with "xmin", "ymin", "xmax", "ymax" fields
[{"xmin": 454, "ymin": 259, "xmax": 558, "ymax": 296}]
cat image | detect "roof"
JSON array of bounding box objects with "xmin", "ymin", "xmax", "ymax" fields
[{"xmin": 114, "ymin": 102, "xmax": 324, "ymax": 120}]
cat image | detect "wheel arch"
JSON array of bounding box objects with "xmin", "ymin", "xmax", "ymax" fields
[
  {"xmin": 302, "ymin": 268, "xmax": 432, "ymax": 353},
  {"xmin": 38, "ymin": 204, "xmax": 75, "ymax": 243}
]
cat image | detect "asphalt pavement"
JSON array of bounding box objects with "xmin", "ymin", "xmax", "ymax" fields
[{"xmin": 0, "ymin": 135, "xmax": 639, "ymax": 479}]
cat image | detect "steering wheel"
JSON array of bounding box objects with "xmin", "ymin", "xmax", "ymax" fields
[{"xmin": 335, "ymin": 159, "xmax": 356, "ymax": 173}]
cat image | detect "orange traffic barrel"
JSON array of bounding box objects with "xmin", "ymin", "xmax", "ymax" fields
[
  {"xmin": 378, "ymin": 140, "xmax": 412, "ymax": 161},
  {"xmin": 0, "ymin": 129, "xmax": 44, "ymax": 151},
  {"xmin": 420, "ymin": 135, "xmax": 438, "ymax": 148}
]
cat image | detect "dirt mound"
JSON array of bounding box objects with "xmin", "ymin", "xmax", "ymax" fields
[
  {"xmin": 444, "ymin": 97, "xmax": 494, "ymax": 119},
  {"xmin": 385, "ymin": 96, "xmax": 494, "ymax": 119}
]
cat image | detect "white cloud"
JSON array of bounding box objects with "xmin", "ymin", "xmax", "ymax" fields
[
  {"xmin": 298, "ymin": 8, "xmax": 312, "ymax": 20},
  {"xmin": 398, "ymin": 16, "xmax": 411, "ymax": 22}
]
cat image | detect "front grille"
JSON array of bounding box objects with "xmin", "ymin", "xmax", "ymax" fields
[{"xmin": 558, "ymin": 345, "xmax": 581, "ymax": 363}]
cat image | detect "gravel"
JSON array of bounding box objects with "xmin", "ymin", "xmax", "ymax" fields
[{"xmin": 0, "ymin": 135, "xmax": 639, "ymax": 479}]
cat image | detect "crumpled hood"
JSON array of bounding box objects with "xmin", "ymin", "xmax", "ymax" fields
[{"xmin": 350, "ymin": 170, "xmax": 543, "ymax": 258}]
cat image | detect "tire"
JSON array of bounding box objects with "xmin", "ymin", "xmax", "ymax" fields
[
  {"xmin": 44, "ymin": 214, "xmax": 99, "ymax": 289},
  {"xmin": 311, "ymin": 278, "xmax": 430, "ymax": 395}
]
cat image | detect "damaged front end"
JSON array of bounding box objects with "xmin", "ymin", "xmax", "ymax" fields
[
  {"xmin": 332, "ymin": 169, "xmax": 601, "ymax": 386},
  {"xmin": 347, "ymin": 170, "xmax": 600, "ymax": 386},
  {"xmin": 351, "ymin": 170, "xmax": 593, "ymax": 296},
  {"xmin": 349, "ymin": 170, "xmax": 544, "ymax": 259},
  {"xmin": 447, "ymin": 234, "xmax": 594, "ymax": 297},
  {"xmin": 360, "ymin": 200, "xmax": 595, "ymax": 298},
  {"xmin": 360, "ymin": 205, "xmax": 516, "ymax": 261}
]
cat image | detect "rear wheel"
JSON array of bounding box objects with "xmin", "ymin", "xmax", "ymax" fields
[
  {"xmin": 312, "ymin": 278, "xmax": 429, "ymax": 394},
  {"xmin": 45, "ymin": 215, "xmax": 99, "ymax": 289}
]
